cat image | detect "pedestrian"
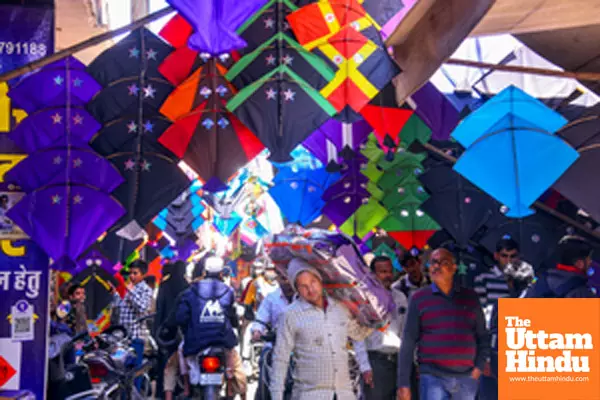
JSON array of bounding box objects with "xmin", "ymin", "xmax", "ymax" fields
[
  {"xmin": 392, "ymin": 250, "xmax": 430, "ymax": 299},
  {"xmin": 397, "ymin": 248, "xmax": 489, "ymax": 400},
  {"xmin": 110, "ymin": 259, "xmax": 153, "ymax": 389},
  {"xmin": 270, "ymin": 258, "xmax": 372, "ymax": 400},
  {"xmin": 66, "ymin": 283, "xmax": 88, "ymax": 334},
  {"xmin": 154, "ymin": 261, "xmax": 189, "ymax": 400},
  {"xmin": 354, "ymin": 256, "xmax": 407, "ymax": 399},
  {"xmin": 473, "ymin": 238, "xmax": 533, "ymax": 400},
  {"xmin": 523, "ymin": 235, "xmax": 596, "ymax": 298}
]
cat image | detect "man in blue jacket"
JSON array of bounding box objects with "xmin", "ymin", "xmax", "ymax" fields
[
  {"xmin": 175, "ymin": 255, "xmax": 246, "ymax": 399},
  {"xmin": 523, "ymin": 235, "xmax": 596, "ymax": 299}
]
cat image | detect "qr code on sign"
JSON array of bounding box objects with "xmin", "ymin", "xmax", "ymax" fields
[{"xmin": 14, "ymin": 317, "xmax": 30, "ymax": 333}]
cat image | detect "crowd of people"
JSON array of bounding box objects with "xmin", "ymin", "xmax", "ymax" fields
[{"xmin": 53, "ymin": 234, "xmax": 597, "ymax": 400}]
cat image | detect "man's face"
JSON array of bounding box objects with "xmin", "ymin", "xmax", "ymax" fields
[
  {"xmin": 295, "ymin": 271, "xmax": 323, "ymax": 306},
  {"xmin": 264, "ymin": 268, "xmax": 277, "ymax": 282},
  {"xmin": 374, "ymin": 260, "xmax": 394, "ymax": 290},
  {"xmin": 403, "ymin": 258, "xmax": 423, "ymax": 281},
  {"xmin": 71, "ymin": 288, "xmax": 86, "ymax": 303},
  {"xmin": 494, "ymin": 248, "xmax": 519, "ymax": 269},
  {"xmin": 429, "ymin": 249, "xmax": 457, "ymax": 284},
  {"xmin": 129, "ymin": 268, "xmax": 144, "ymax": 285}
]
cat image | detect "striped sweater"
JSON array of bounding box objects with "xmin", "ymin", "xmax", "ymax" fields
[{"xmin": 397, "ymin": 284, "xmax": 489, "ymax": 388}]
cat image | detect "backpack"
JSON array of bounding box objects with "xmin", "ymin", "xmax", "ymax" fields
[{"xmin": 528, "ymin": 273, "xmax": 587, "ymax": 298}]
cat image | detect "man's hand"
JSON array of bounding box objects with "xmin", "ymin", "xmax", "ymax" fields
[
  {"xmin": 483, "ymin": 361, "xmax": 492, "ymax": 377},
  {"xmin": 251, "ymin": 330, "xmax": 262, "ymax": 342},
  {"xmin": 471, "ymin": 367, "xmax": 482, "ymax": 380},
  {"xmin": 362, "ymin": 370, "xmax": 374, "ymax": 388},
  {"xmin": 397, "ymin": 387, "xmax": 411, "ymax": 400}
]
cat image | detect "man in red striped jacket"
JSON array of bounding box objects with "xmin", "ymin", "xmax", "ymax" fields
[{"xmin": 397, "ymin": 248, "xmax": 490, "ymax": 400}]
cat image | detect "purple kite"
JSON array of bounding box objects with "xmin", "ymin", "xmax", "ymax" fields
[
  {"xmin": 303, "ymin": 119, "xmax": 372, "ymax": 168},
  {"xmin": 7, "ymin": 184, "xmax": 126, "ymax": 264},
  {"xmin": 322, "ymin": 173, "xmax": 372, "ymax": 227},
  {"xmin": 9, "ymin": 107, "xmax": 101, "ymax": 153},
  {"xmin": 8, "ymin": 57, "xmax": 101, "ymax": 113},
  {"xmin": 5, "ymin": 147, "xmax": 124, "ymax": 193},
  {"xmin": 166, "ymin": 0, "xmax": 269, "ymax": 55}
]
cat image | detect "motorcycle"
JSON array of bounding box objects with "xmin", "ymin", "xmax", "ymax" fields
[
  {"xmin": 47, "ymin": 326, "xmax": 96, "ymax": 400},
  {"xmin": 156, "ymin": 324, "xmax": 228, "ymax": 400},
  {"xmin": 81, "ymin": 320, "xmax": 155, "ymax": 399}
]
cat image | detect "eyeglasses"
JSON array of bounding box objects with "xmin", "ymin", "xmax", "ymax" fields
[{"xmin": 429, "ymin": 259, "xmax": 453, "ymax": 267}]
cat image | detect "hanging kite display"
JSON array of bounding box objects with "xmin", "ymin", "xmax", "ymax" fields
[
  {"xmin": 7, "ymin": 184, "xmax": 125, "ymax": 264},
  {"xmin": 8, "ymin": 107, "xmax": 101, "ymax": 153},
  {"xmin": 8, "ymin": 57, "xmax": 102, "ymax": 113},
  {"xmin": 452, "ymin": 86, "xmax": 578, "ymax": 218},
  {"xmin": 227, "ymin": 65, "xmax": 337, "ymax": 161},
  {"xmin": 166, "ymin": 0, "xmax": 269, "ymax": 55}
]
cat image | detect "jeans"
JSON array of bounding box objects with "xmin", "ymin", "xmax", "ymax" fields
[
  {"xmin": 131, "ymin": 338, "xmax": 145, "ymax": 391},
  {"xmin": 420, "ymin": 374, "xmax": 479, "ymax": 400},
  {"xmin": 477, "ymin": 377, "xmax": 497, "ymax": 400},
  {"xmin": 363, "ymin": 352, "xmax": 397, "ymax": 400}
]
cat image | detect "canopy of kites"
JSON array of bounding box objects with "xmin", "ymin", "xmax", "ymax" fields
[{"xmin": 4, "ymin": 0, "xmax": 600, "ymax": 331}]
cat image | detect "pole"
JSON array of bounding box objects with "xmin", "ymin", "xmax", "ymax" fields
[
  {"xmin": 444, "ymin": 58, "xmax": 600, "ymax": 82},
  {"xmin": 0, "ymin": 5, "xmax": 174, "ymax": 83},
  {"xmin": 420, "ymin": 142, "xmax": 600, "ymax": 242}
]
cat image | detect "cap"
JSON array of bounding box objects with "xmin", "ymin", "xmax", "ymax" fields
[
  {"xmin": 287, "ymin": 258, "xmax": 322, "ymax": 292},
  {"xmin": 205, "ymin": 256, "xmax": 224, "ymax": 274}
]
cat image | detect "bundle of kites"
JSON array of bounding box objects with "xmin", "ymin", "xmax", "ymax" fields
[{"xmin": 266, "ymin": 225, "xmax": 394, "ymax": 329}]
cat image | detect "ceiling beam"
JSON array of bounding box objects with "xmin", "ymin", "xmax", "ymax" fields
[{"xmin": 471, "ymin": 0, "xmax": 600, "ymax": 36}]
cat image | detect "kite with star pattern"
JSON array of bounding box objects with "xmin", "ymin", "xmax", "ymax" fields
[
  {"xmin": 7, "ymin": 184, "xmax": 125, "ymax": 265},
  {"xmin": 9, "ymin": 107, "xmax": 101, "ymax": 153},
  {"xmin": 87, "ymin": 28, "xmax": 174, "ymax": 86},
  {"xmin": 5, "ymin": 147, "xmax": 124, "ymax": 193},
  {"xmin": 8, "ymin": 56, "xmax": 102, "ymax": 113},
  {"xmin": 225, "ymin": 32, "xmax": 336, "ymax": 91},
  {"xmin": 106, "ymin": 146, "xmax": 191, "ymax": 232},
  {"xmin": 86, "ymin": 77, "xmax": 174, "ymax": 124},
  {"xmin": 227, "ymin": 65, "xmax": 337, "ymax": 162}
]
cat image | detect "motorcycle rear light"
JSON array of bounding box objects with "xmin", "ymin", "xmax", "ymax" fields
[
  {"xmin": 201, "ymin": 356, "xmax": 221, "ymax": 373},
  {"xmin": 87, "ymin": 362, "xmax": 109, "ymax": 384}
]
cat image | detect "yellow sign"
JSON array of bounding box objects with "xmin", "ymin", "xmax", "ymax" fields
[{"xmin": 0, "ymin": 82, "xmax": 27, "ymax": 133}]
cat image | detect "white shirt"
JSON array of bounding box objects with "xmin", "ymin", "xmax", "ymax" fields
[
  {"xmin": 251, "ymin": 287, "xmax": 290, "ymax": 335},
  {"xmin": 255, "ymin": 276, "xmax": 280, "ymax": 304},
  {"xmin": 271, "ymin": 296, "xmax": 372, "ymax": 400},
  {"xmin": 353, "ymin": 288, "xmax": 408, "ymax": 372}
]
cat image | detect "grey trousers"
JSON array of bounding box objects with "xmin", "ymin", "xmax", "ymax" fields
[{"xmin": 362, "ymin": 352, "xmax": 398, "ymax": 400}]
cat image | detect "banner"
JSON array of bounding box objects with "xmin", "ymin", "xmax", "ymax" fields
[
  {"xmin": 0, "ymin": 1, "xmax": 55, "ymax": 136},
  {"xmin": 0, "ymin": 240, "xmax": 50, "ymax": 399},
  {"xmin": 499, "ymin": 298, "xmax": 600, "ymax": 400}
]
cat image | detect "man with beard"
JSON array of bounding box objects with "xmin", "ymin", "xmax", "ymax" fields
[
  {"xmin": 271, "ymin": 258, "xmax": 372, "ymax": 400},
  {"xmin": 354, "ymin": 256, "xmax": 407, "ymax": 399}
]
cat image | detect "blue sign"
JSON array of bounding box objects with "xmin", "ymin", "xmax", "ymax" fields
[
  {"xmin": 0, "ymin": 3, "xmax": 54, "ymax": 79},
  {"xmin": 0, "ymin": 240, "xmax": 50, "ymax": 398},
  {"xmin": 0, "ymin": 2, "xmax": 55, "ymax": 148}
]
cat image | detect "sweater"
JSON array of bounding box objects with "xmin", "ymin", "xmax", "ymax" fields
[{"xmin": 397, "ymin": 283, "xmax": 490, "ymax": 388}]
